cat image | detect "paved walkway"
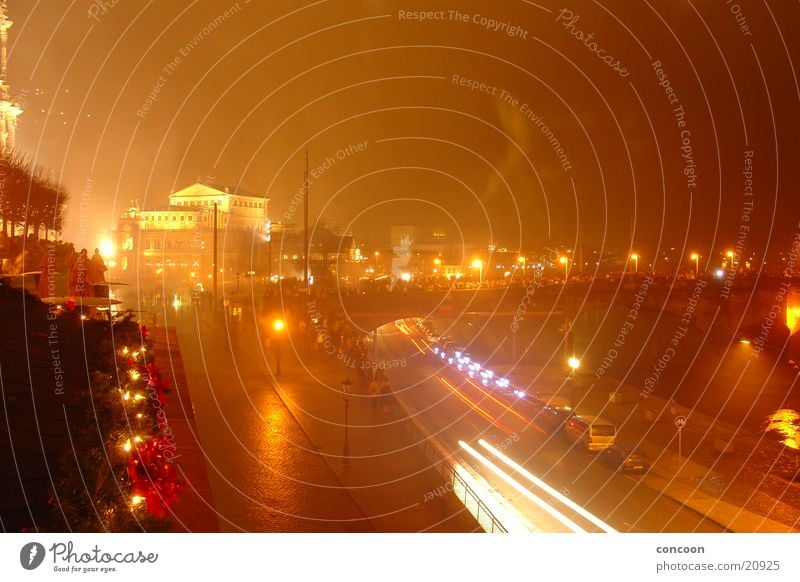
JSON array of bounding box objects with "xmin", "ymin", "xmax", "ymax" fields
[
  {"xmin": 501, "ymin": 365, "xmax": 800, "ymax": 532},
  {"xmin": 150, "ymin": 326, "xmax": 220, "ymax": 532}
]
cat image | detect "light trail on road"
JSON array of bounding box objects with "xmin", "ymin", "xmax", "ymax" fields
[
  {"xmin": 478, "ymin": 439, "xmax": 617, "ymax": 533},
  {"xmin": 438, "ymin": 377, "xmax": 514, "ymax": 435},
  {"xmin": 459, "ymin": 441, "xmax": 586, "ymax": 533}
]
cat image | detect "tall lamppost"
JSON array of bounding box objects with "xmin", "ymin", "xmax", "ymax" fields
[
  {"xmin": 630, "ymin": 253, "xmax": 639, "ymax": 273},
  {"xmin": 726, "ymin": 250, "xmax": 734, "ymax": 270},
  {"xmin": 265, "ymin": 220, "xmax": 272, "ymax": 281},
  {"xmin": 341, "ymin": 377, "xmax": 352, "ymax": 464},
  {"xmin": 433, "ymin": 257, "xmax": 441, "ymax": 275},
  {"xmin": 472, "ymin": 258, "xmax": 483, "ymax": 286},
  {"xmin": 374, "ymin": 251, "xmax": 380, "ymax": 273},
  {"xmin": 518, "ymin": 256, "xmax": 526, "ymax": 280},
  {"xmin": 559, "ymin": 255, "xmax": 569, "ymax": 281},
  {"xmin": 273, "ymin": 318, "xmax": 285, "ymax": 377},
  {"xmin": 690, "ymin": 252, "xmax": 700, "ymax": 277},
  {"xmin": 568, "ymin": 356, "xmax": 580, "ymax": 408}
]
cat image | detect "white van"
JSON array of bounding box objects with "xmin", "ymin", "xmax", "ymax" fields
[{"xmin": 564, "ymin": 415, "xmax": 616, "ymax": 452}]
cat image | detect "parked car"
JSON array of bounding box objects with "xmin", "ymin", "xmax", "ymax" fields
[
  {"xmin": 598, "ymin": 445, "xmax": 651, "ymax": 474},
  {"xmin": 523, "ymin": 399, "xmax": 572, "ymax": 435},
  {"xmin": 564, "ymin": 415, "xmax": 617, "ymax": 452}
]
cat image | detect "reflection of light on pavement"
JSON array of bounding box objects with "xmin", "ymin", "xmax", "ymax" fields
[
  {"xmin": 478, "ymin": 439, "xmax": 617, "ymax": 533},
  {"xmin": 766, "ymin": 409, "xmax": 800, "ymax": 450},
  {"xmin": 460, "ymin": 440, "xmax": 586, "ymax": 533},
  {"xmin": 439, "ymin": 377, "xmax": 513, "ymax": 435},
  {"xmin": 409, "ymin": 337, "xmax": 425, "ymax": 354},
  {"xmin": 451, "ymin": 462, "xmax": 533, "ymax": 533},
  {"xmin": 463, "ymin": 377, "xmax": 533, "ymax": 426}
]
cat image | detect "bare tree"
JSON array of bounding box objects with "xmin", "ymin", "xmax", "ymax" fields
[{"xmin": 0, "ymin": 153, "xmax": 68, "ymax": 239}]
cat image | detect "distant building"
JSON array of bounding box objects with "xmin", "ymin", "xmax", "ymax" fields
[
  {"xmin": 277, "ymin": 222, "xmax": 361, "ymax": 283},
  {"xmin": 114, "ymin": 182, "xmax": 271, "ymax": 291}
]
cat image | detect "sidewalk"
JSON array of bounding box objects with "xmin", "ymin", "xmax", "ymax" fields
[
  {"xmin": 502, "ymin": 364, "xmax": 799, "ymax": 532},
  {"xmin": 150, "ymin": 326, "xmax": 220, "ymax": 532}
]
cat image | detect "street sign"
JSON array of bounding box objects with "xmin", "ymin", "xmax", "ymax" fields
[{"xmin": 674, "ymin": 415, "xmax": 686, "ymax": 459}]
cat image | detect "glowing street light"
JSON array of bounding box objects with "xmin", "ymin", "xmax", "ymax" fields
[
  {"xmin": 518, "ymin": 256, "xmax": 526, "ymax": 279},
  {"xmin": 725, "ymin": 250, "xmax": 735, "ymax": 269},
  {"xmin": 690, "ymin": 252, "xmax": 700, "ymax": 276},
  {"xmin": 630, "ymin": 253, "xmax": 639, "ymax": 273},
  {"xmin": 567, "ymin": 356, "xmax": 581, "ymax": 409},
  {"xmin": 472, "ymin": 258, "xmax": 484, "ymax": 285},
  {"xmin": 568, "ymin": 357, "xmax": 580, "ymax": 376},
  {"xmin": 433, "ymin": 257, "xmax": 441, "ymax": 274},
  {"xmin": 99, "ymin": 238, "xmax": 115, "ymax": 259},
  {"xmin": 559, "ymin": 256, "xmax": 569, "ymax": 280},
  {"xmin": 273, "ymin": 318, "xmax": 285, "ymax": 376}
]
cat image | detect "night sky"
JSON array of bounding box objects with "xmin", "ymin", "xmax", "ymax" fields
[{"xmin": 8, "ymin": 0, "xmax": 800, "ymax": 264}]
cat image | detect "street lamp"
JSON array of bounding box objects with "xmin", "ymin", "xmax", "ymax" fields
[
  {"xmin": 265, "ymin": 220, "xmax": 272, "ymax": 281},
  {"xmin": 341, "ymin": 377, "xmax": 352, "ymax": 464},
  {"xmin": 726, "ymin": 250, "xmax": 735, "ymax": 269},
  {"xmin": 472, "ymin": 258, "xmax": 483, "ymax": 286},
  {"xmin": 272, "ymin": 318, "xmax": 285, "ymax": 377},
  {"xmin": 433, "ymin": 257, "xmax": 441, "ymax": 275},
  {"xmin": 630, "ymin": 253, "xmax": 639, "ymax": 273},
  {"xmin": 374, "ymin": 251, "xmax": 380, "ymax": 272},
  {"xmin": 567, "ymin": 356, "xmax": 580, "ymax": 409},
  {"xmin": 690, "ymin": 252, "xmax": 700, "ymax": 276},
  {"xmin": 518, "ymin": 256, "xmax": 526, "ymax": 280},
  {"xmin": 559, "ymin": 255, "xmax": 569, "ymax": 280}
]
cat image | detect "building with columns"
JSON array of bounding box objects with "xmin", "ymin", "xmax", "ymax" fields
[{"xmin": 114, "ymin": 182, "xmax": 272, "ymax": 294}]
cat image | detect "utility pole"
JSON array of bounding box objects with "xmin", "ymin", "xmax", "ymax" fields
[
  {"xmin": 266, "ymin": 220, "xmax": 272, "ymax": 280},
  {"xmin": 213, "ymin": 202, "xmax": 218, "ymax": 306},
  {"xmin": 304, "ymin": 151, "xmax": 310, "ymax": 292}
]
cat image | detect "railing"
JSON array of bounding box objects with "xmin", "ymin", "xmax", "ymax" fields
[{"xmin": 396, "ymin": 396, "xmax": 507, "ymax": 533}]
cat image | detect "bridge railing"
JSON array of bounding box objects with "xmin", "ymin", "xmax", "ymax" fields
[{"xmin": 392, "ymin": 393, "xmax": 507, "ymax": 533}]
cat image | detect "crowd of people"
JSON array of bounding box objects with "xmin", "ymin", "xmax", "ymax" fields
[{"xmin": 0, "ymin": 234, "xmax": 107, "ymax": 298}]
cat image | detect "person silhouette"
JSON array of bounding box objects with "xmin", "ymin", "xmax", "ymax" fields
[{"xmin": 88, "ymin": 248, "xmax": 108, "ymax": 296}]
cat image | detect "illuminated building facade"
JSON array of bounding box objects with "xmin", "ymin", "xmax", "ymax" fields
[{"xmin": 115, "ymin": 182, "xmax": 271, "ymax": 290}]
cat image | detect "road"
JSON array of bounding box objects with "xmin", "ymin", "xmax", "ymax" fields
[{"xmin": 378, "ymin": 319, "xmax": 726, "ymax": 533}]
